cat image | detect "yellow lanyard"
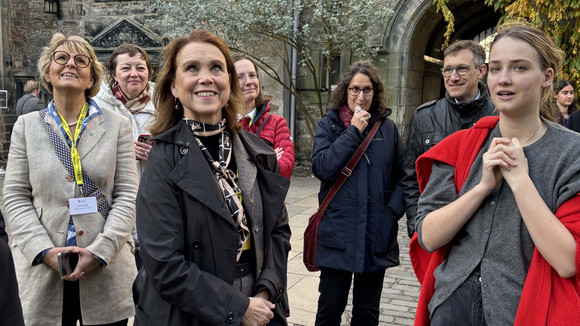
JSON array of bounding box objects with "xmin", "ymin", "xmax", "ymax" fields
[{"xmin": 58, "ymin": 103, "xmax": 88, "ymax": 187}]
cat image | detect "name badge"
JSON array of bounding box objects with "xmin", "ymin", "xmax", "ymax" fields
[{"xmin": 69, "ymin": 197, "xmax": 98, "ymax": 215}]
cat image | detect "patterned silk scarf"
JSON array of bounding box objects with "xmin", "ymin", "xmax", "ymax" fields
[
  {"xmin": 112, "ymin": 82, "xmax": 150, "ymax": 114},
  {"xmin": 184, "ymin": 118, "xmax": 250, "ymax": 261}
]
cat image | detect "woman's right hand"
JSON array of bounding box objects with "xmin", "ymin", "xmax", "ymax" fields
[
  {"xmin": 242, "ymin": 296, "xmax": 275, "ymax": 326},
  {"xmin": 480, "ymin": 138, "xmax": 516, "ymax": 192},
  {"xmin": 351, "ymin": 108, "xmax": 371, "ymax": 133}
]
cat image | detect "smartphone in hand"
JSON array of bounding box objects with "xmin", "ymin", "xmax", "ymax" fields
[
  {"xmin": 58, "ymin": 252, "xmax": 78, "ymax": 277},
  {"xmin": 137, "ymin": 134, "xmax": 153, "ymax": 145}
]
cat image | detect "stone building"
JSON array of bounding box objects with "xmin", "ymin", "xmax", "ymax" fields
[{"xmin": 0, "ymin": 0, "xmax": 500, "ymax": 163}]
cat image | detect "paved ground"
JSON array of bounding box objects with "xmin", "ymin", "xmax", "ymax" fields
[
  {"xmin": 1, "ymin": 173, "xmax": 421, "ymax": 325},
  {"xmin": 285, "ymin": 175, "xmax": 420, "ymax": 326}
]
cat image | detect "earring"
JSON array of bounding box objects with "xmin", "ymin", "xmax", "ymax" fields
[{"xmin": 175, "ymin": 98, "xmax": 180, "ymax": 110}]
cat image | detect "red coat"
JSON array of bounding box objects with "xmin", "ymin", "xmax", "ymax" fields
[
  {"xmin": 245, "ymin": 101, "xmax": 295, "ymax": 178},
  {"xmin": 410, "ymin": 116, "xmax": 580, "ymax": 326}
]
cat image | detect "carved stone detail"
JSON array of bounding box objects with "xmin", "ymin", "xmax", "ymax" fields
[{"xmin": 90, "ymin": 18, "xmax": 165, "ymax": 49}]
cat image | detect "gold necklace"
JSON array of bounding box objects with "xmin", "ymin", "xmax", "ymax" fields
[{"xmin": 520, "ymin": 122, "xmax": 543, "ymax": 146}]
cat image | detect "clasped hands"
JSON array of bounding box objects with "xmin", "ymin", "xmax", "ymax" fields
[
  {"xmin": 480, "ymin": 137, "xmax": 529, "ymax": 192},
  {"xmin": 42, "ymin": 246, "xmax": 101, "ymax": 281}
]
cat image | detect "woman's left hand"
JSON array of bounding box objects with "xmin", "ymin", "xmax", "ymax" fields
[
  {"xmin": 61, "ymin": 247, "xmax": 101, "ymax": 282},
  {"xmin": 135, "ymin": 141, "xmax": 153, "ymax": 161},
  {"xmin": 499, "ymin": 138, "xmax": 529, "ymax": 189}
]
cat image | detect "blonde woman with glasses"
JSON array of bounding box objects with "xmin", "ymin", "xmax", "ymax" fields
[{"xmin": 3, "ymin": 33, "xmax": 138, "ymax": 326}]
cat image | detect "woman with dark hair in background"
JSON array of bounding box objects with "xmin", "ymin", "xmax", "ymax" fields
[
  {"xmin": 311, "ymin": 60, "xmax": 405, "ymax": 326},
  {"xmin": 233, "ymin": 54, "xmax": 295, "ymax": 178},
  {"xmin": 134, "ymin": 30, "xmax": 291, "ymax": 326},
  {"xmin": 553, "ymin": 79, "xmax": 577, "ymax": 126},
  {"xmin": 3, "ymin": 33, "xmax": 138, "ymax": 326}
]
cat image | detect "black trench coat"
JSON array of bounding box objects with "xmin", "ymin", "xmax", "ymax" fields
[{"xmin": 134, "ymin": 121, "xmax": 291, "ymax": 325}]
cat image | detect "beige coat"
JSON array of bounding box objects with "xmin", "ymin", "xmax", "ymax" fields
[{"xmin": 3, "ymin": 104, "xmax": 139, "ymax": 325}]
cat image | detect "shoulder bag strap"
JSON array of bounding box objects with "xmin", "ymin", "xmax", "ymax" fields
[
  {"xmin": 254, "ymin": 114, "xmax": 271, "ymax": 137},
  {"xmin": 18, "ymin": 94, "xmax": 36, "ymax": 115},
  {"xmin": 39, "ymin": 110, "xmax": 112, "ymax": 219},
  {"xmin": 318, "ymin": 120, "xmax": 382, "ymax": 214}
]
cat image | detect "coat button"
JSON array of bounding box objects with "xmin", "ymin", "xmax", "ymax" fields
[
  {"xmin": 77, "ymin": 230, "xmax": 84, "ymax": 236},
  {"xmin": 66, "ymin": 175, "xmax": 74, "ymax": 182},
  {"xmin": 192, "ymin": 240, "xmax": 201, "ymax": 249},
  {"xmin": 425, "ymin": 139, "xmax": 430, "ymax": 144},
  {"xmin": 226, "ymin": 312, "xmax": 234, "ymax": 322}
]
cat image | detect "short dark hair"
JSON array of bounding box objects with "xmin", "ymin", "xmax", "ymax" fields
[
  {"xmin": 327, "ymin": 60, "xmax": 389, "ymax": 117},
  {"xmin": 444, "ymin": 40, "xmax": 486, "ymax": 66},
  {"xmin": 107, "ymin": 43, "xmax": 152, "ymax": 85}
]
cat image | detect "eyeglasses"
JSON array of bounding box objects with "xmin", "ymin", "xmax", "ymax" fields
[
  {"xmin": 348, "ymin": 87, "xmax": 374, "ymax": 97},
  {"xmin": 441, "ymin": 65, "xmax": 473, "ymax": 77},
  {"xmin": 52, "ymin": 51, "xmax": 92, "ymax": 68},
  {"xmin": 237, "ymin": 72, "xmax": 259, "ymax": 82}
]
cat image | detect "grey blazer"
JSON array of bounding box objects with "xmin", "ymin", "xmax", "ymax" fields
[{"xmin": 3, "ymin": 104, "xmax": 139, "ymax": 325}]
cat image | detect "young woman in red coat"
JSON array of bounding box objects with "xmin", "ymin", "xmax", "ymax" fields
[{"xmin": 233, "ymin": 54, "xmax": 295, "ymax": 178}]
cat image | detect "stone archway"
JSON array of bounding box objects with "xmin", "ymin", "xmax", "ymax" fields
[{"xmin": 383, "ymin": 0, "xmax": 501, "ymax": 140}]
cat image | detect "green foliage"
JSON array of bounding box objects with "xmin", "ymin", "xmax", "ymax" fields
[
  {"xmin": 151, "ymin": 0, "xmax": 395, "ymax": 138},
  {"xmin": 433, "ymin": 0, "xmax": 580, "ymax": 87}
]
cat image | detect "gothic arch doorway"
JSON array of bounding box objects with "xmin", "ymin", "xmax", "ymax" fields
[{"xmin": 383, "ymin": 0, "xmax": 500, "ymax": 139}]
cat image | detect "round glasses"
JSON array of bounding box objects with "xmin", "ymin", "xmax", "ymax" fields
[
  {"xmin": 237, "ymin": 72, "xmax": 259, "ymax": 82},
  {"xmin": 52, "ymin": 51, "xmax": 92, "ymax": 68},
  {"xmin": 348, "ymin": 87, "xmax": 374, "ymax": 97},
  {"xmin": 440, "ymin": 65, "xmax": 473, "ymax": 77}
]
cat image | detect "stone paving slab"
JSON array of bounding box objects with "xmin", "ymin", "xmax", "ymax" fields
[{"xmin": 286, "ymin": 175, "xmax": 420, "ymax": 326}]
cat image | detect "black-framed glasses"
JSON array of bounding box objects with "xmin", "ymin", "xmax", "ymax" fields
[
  {"xmin": 441, "ymin": 65, "xmax": 473, "ymax": 77},
  {"xmin": 52, "ymin": 51, "xmax": 92, "ymax": 68},
  {"xmin": 348, "ymin": 87, "xmax": 374, "ymax": 97}
]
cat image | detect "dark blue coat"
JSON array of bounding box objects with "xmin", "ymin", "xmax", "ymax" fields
[{"xmin": 311, "ymin": 109, "xmax": 405, "ymax": 273}]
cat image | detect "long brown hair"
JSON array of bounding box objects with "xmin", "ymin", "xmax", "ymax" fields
[
  {"xmin": 149, "ymin": 30, "xmax": 242, "ymax": 136},
  {"xmin": 327, "ymin": 60, "xmax": 389, "ymax": 118},
  {"xmin": 491, "ymin": 23, "xmax": 564, "ymax": 121}
]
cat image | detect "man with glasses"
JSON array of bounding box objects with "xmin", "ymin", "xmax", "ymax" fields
[{"xmin": 403, "ymin": 40, "xmax": 496, "ymax": 238}]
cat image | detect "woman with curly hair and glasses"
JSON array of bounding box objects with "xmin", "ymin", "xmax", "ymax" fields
[{"xmin": 311, "ymin": 60, "xmax": 405, "ymax": 326}]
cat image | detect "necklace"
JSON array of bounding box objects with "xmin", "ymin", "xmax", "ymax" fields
[
  {"xmin": 520, "ymin": 122, "xmax": 543, "ymax": 146},
  {"xmin": 67, "ymin": 120, "xmax": 79, "ymax": 126}
]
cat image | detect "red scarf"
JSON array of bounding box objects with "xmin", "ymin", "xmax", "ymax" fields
[
  {"xmin": 410, "ymin": 116, "xmax": 580, "ymax": 326},
  {"xmin": 339, "ymin": 105, "xmax": 354, "ymax": 127}
]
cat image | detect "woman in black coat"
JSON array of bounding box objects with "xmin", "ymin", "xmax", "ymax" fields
[
  {"xmin": 311, "ymin": 61, "xmax": 405, "ymax": 325},
  {"xmin": 134, "ymin": 30, "xmax": 291, "ymax": 326}
]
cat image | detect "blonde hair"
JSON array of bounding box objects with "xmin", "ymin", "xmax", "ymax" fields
[
  {"xmin": 150, "ymin": 30, "xmax": 242, "ymax": 136},
  {"xmin": 491, "ymin": 22, "xmax": 564, "ymax": 120},
  {"xmin": 37, "ymin": 33, "xmax": 104, "ymax": 98},
  {"xmin": 23, "ymin": 80, "xmax": 40, "ymax": 93}
]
